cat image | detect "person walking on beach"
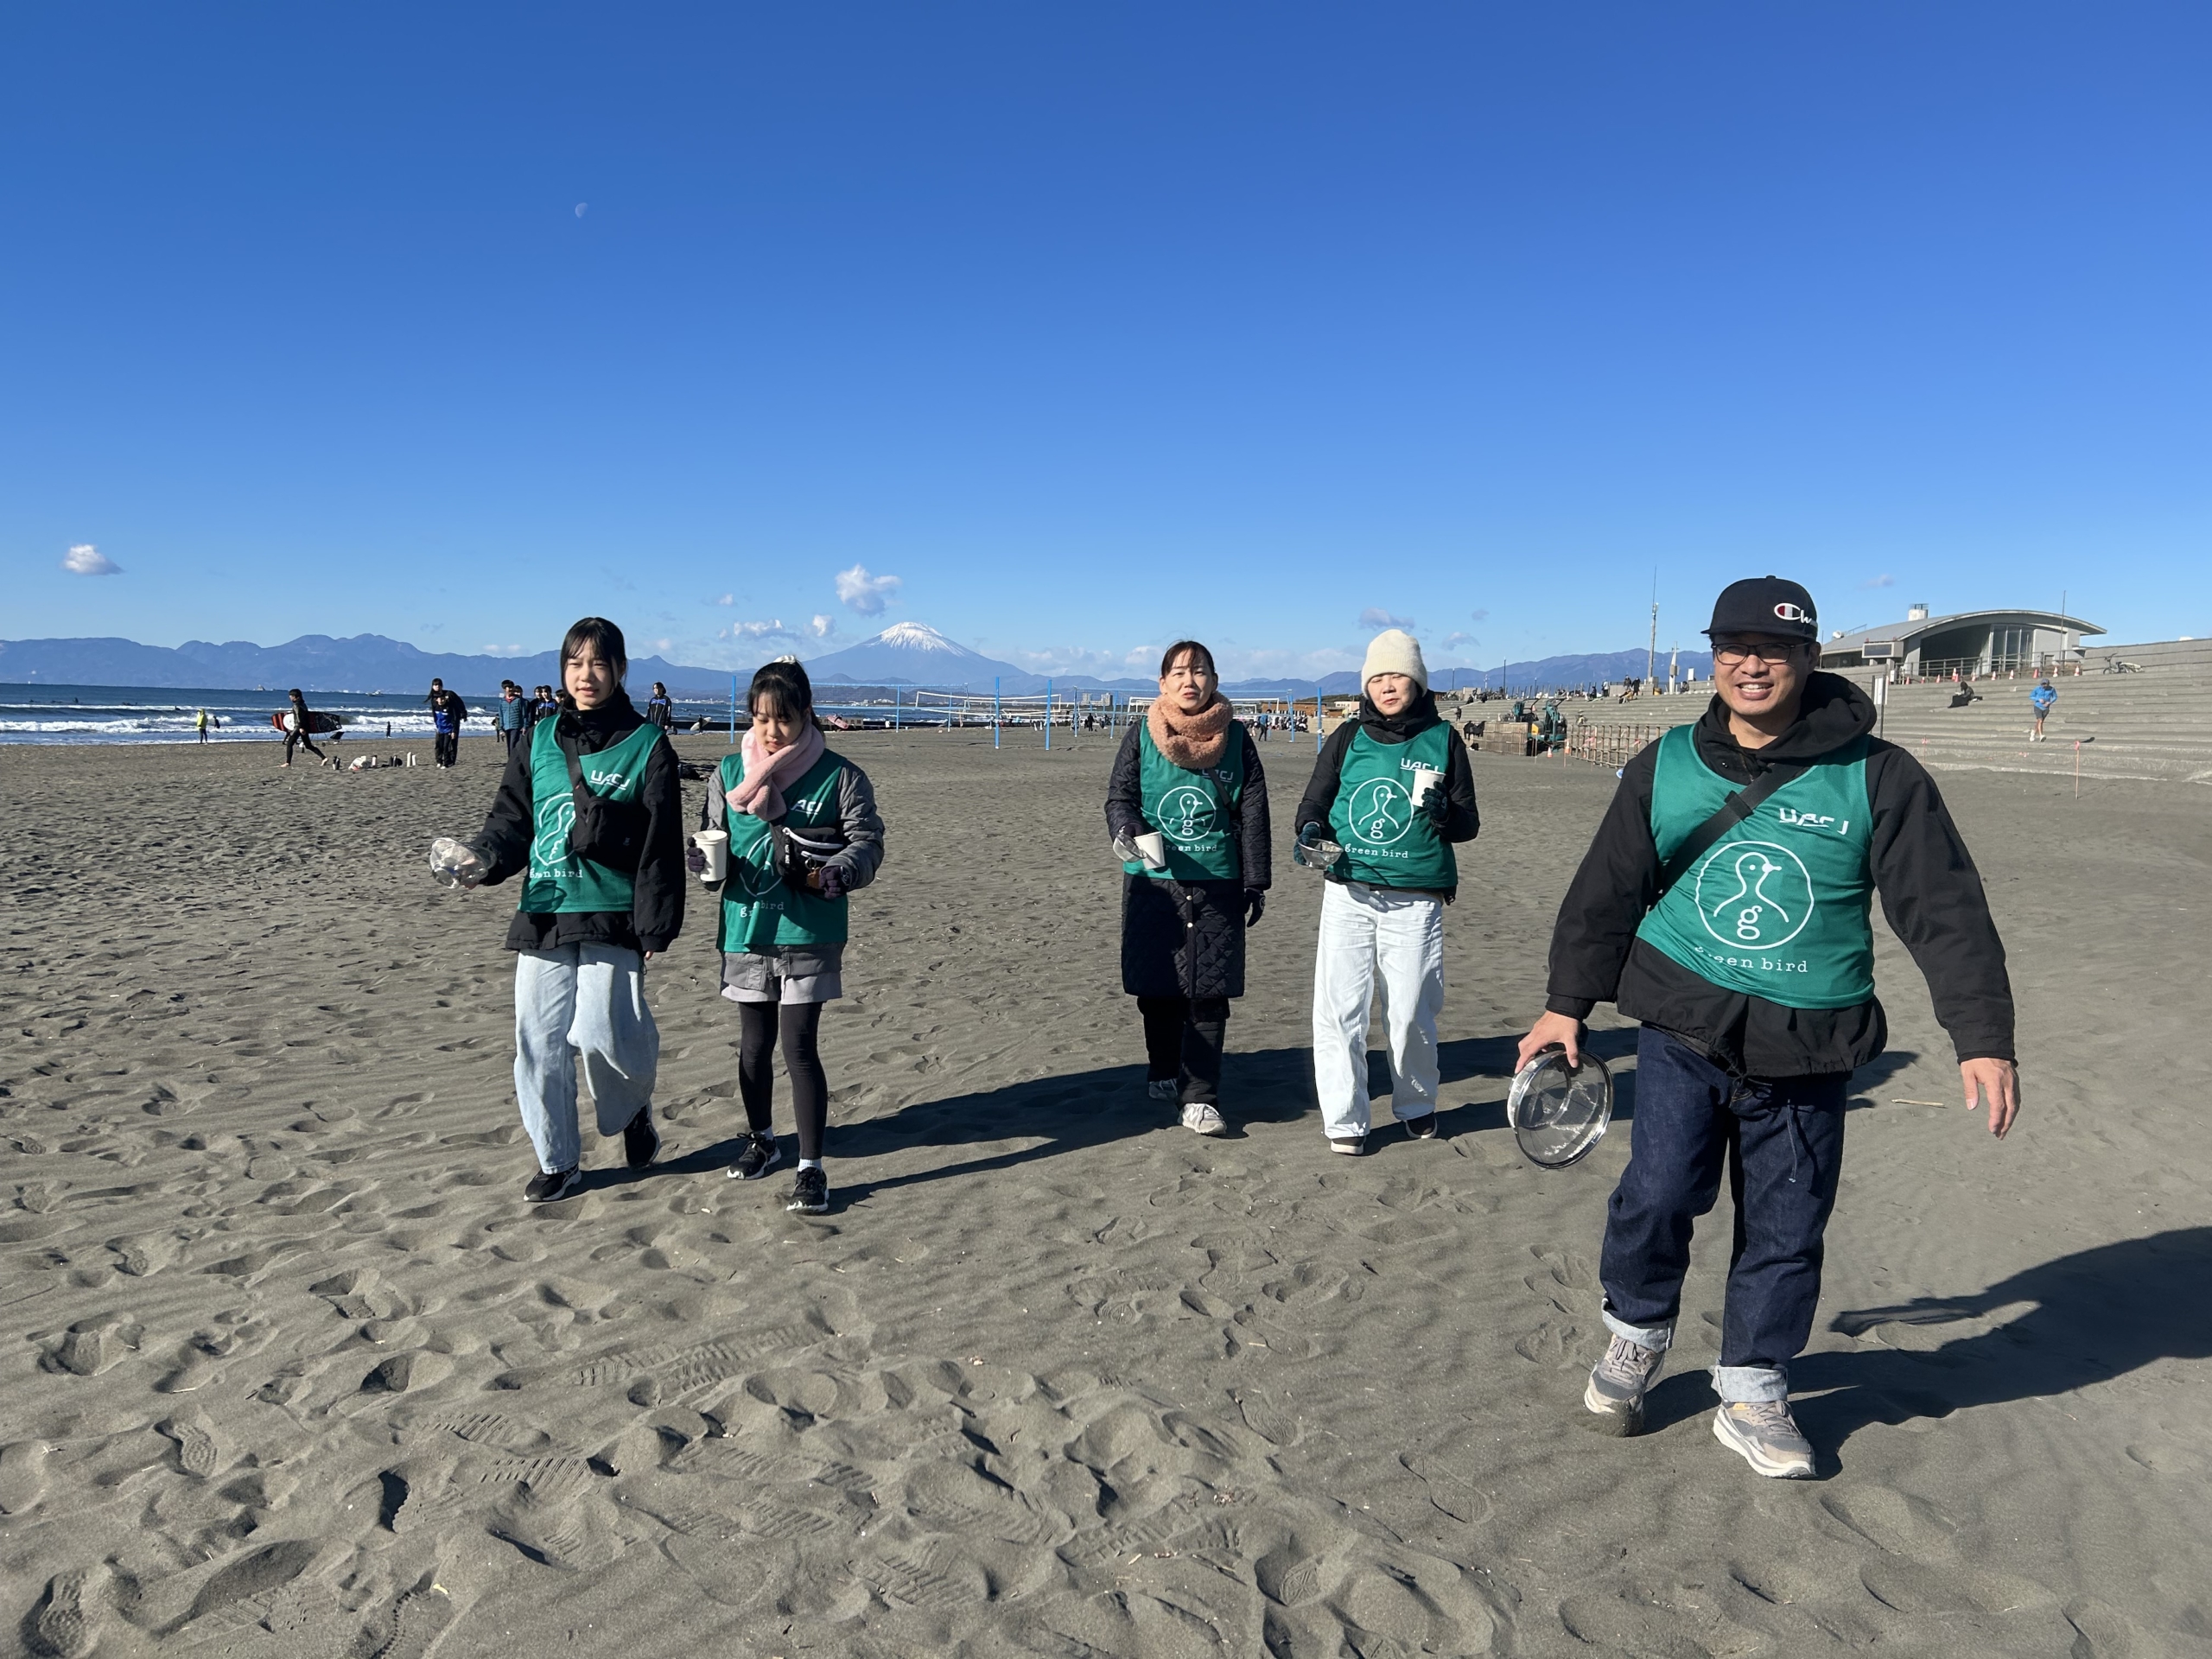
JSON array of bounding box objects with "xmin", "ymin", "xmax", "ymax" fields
[
  {"xmin": 693, "ymin": 658, "xmax": 884, "ymax": 1215},
  {"xmin": 645, "ymin": 681, "xmax": 675, "ymax": 732},
  {"xmin": 426, "ymin": 618, "xmax": 684, "ymax": 1201},
  {"xmin": 282, "ymin": 689, "xmax": 331, "ymax": 768},
  {"xmin": 1520, "ymin": 576, "xmax": 2018, "ymax": 1478},
  {"xmin": 425, "ymin": 678, "xmax": 467, "ymax": 768},
  {"xmin": 2029, "ymin": 677, "xmax": 2056, "ymax": 741},
  {"xmin": 1106, "ymin": 640, "xmax": 1271, "ymax": 1137},
  {"xmin": 499, "ymin": 682, "xmax": 529, "ymax": 758},
  {"xmin": 1294, "ymin": 630, "xmax": 1478, "ymax": 1154},
  {"xmin": 196, "ymin": 708, "xmax": 212, "ymax": 744}
]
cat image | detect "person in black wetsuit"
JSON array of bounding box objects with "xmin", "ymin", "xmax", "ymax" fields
[{"xmin": 282, "ymin": 690, "xmax": 329, "ymax": 768}]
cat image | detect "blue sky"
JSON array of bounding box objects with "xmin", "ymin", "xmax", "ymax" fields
[{"xmin": 3, "ymin": 3, "xmax": 2206, "ymax": 680}]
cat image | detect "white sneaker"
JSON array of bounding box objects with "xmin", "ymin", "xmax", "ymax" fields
[
  {"xmin": 1713, "ymin": 1400, "xmax": 1815, "ymax": 1478},
  {"xmin": 1181, "ymin": 1102, "xmax": 1227, "ymax": 1136}
]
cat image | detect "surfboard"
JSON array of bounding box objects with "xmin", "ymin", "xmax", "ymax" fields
[{"xmin": 270, "ymin": 711, "xmax": 345, "ymax": 734}]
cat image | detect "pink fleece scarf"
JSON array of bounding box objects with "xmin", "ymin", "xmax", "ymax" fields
[{"xmin": 728, "ymin": 722, "xmax": 826, "ymax": 820}]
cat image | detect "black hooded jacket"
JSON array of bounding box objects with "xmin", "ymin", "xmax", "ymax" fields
[
  {"xmin": 1294, "ymin": 691, "xmax": 1480, "ymax": 900},
  {"xmin": 467, "ymin": 692, "xmax": 686, "ymax": 956},
  {"xmin": 1544, "ymin": 673, "xmax": 2013, "ymax": 1076}
]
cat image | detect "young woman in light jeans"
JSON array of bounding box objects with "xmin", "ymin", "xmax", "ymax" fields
[{"xmin": 1293, "ymin": 630, "xmax": 1479, "ymax": 1154}]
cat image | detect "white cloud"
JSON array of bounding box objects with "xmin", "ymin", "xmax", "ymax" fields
[
  {"xmin": 1861, "ymin": 574, "xmax": 1895, "ymax": 589},
  {"xmin": 808, "ymin": 614, "xmax": 836, "ymax": 639},
  {"xmin": 1445, "ymin": 632, "xmax": 1481, "ymax": 650},
  {"xmin": 836, "ymin": 564, "xmax": 902, "ymax": 615},
  {"xmin": 715, "ymin": 593, "xmax": 734, "ymax": 606},
  {"xmin": 1469, "ymin": 608, "xmax": 1490, "ymax": 622},
  {"xmin": 483, "ymin": 643, "xmax": 528, "ymax": 656},
  {"xmin": 720, "ymin": 619, "xmax": 794, "ymax": 641},
  {"xmin": 62, "ymin": 543, "xmax": 121, "ymax": 575},
  {"xmin": 1359, "ymin": 607, "xmax": 1414, "ymax": 631},
  {"xmin": 653, "ymin": 639, "xmax": 673, "ymax": 653}
]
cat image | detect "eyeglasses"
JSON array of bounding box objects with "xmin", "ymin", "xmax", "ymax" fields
[{"xmin": 1711, "ymin": 639, "xmax": 1807, "ymax": 666}]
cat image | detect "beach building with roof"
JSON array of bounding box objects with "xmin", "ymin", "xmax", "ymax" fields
[{"xmin": 1818, "ymin": 604, "xmax": 2102, "ymax": 679}]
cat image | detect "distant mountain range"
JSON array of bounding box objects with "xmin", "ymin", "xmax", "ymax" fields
[{"xmin": 0, "ymin": 625, "xmax": 1709, "ymax": 700}]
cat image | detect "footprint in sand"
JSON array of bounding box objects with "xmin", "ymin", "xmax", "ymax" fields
[
  {"xmin": 32, "ymin": 1566, "xmax": 106, "ymax": 1658},
  {"xmin": 158, "ymin": 1413, "xmax": 222, "ymax": 1478},
  {"xmin": 0, "ymin": 1440, "xmax": 48, "ymax": 1513},
  {"xmin": 372, "ymin": 1575, "xmax": 459, "ymax": 1659}
]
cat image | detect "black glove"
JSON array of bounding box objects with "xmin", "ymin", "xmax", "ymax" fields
[
  {"xmin": 684, "ymin": 842, "xmax": 708, "ymax": 875},
  {"xmin": 1424, "ymin": 785, "xmax": 1452, "ymax": 825},
  {"xmin": 1243, "ymin": 889, "xmax": 1265, "ymax": 928}
]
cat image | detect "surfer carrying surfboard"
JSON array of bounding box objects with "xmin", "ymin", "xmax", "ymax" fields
[{"xmin": 280, "ymin": 689, "xmax": 333, "ymax": 769}]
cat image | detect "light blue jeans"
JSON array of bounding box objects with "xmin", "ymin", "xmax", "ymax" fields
[{"xmin": 513, "ymin": 944, "xmax": 658, "ymax": 1173}]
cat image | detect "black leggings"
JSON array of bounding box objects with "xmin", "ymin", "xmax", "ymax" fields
[
  {"xmin": 1137, "ymin": 995, "xmax": 1228, "ymax": 1106},
  {"xmin": 283, "ymin": 730, "xmax": 325, "ymax": 763},
  {"xmin": 739, "ymin": 1001, "xmax": 829, "ymax": 1160}
]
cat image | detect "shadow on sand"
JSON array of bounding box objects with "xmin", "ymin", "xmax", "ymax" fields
[{"xmin": 1639, "ymin": 1227, "xmax": 2212, "ymax": 1465}]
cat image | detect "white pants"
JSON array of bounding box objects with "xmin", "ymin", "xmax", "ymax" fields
[
  {"xmin": 513, "ymin": 944, "xmax": 658, "ymax": 1173},
  {"xmin": 1312, "ymin": 880, "xmax": 1445, "ymax": 1140}
]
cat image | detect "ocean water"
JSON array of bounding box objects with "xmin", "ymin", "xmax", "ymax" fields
[{"xmin": 0, "ymin": 683, "xmax": 740, "ymax": 746}]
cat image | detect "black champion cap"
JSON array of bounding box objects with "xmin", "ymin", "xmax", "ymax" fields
[{"xmin": 1705, "ymin": 575, "xmax": 1820, "ymax": 641}]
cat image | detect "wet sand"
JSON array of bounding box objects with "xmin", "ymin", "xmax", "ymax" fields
[{"xmin": 0, "ymin": 728, "xmax": 2206, "ymax": 1657}]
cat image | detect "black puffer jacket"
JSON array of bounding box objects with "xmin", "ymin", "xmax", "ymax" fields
[
  {"xmin": 1105, "ymin": 721, "xmax": 1270, "ymax": 1000},
  {"xmin": 469, "ymin": 692, "xmax": 686, "ymax": 956},
  {"xmin": 1543, "ymin": 674, "xmax": 2013, "ymax": 1075}
]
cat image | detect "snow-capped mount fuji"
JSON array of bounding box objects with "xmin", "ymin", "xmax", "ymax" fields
[{"xmin": 803, "ymin": 623, "xmax": 1026, "ymax": 690}]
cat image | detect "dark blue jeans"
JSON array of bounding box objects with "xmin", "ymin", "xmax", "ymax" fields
[{"xmin": 1599, "ymin": 1027, "xmax": 1848, "ymax": 1402}]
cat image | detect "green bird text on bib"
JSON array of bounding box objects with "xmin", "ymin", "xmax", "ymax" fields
[
  {"xmin": 519, "ymin": 719, "xmax": 664, "ymax": 915},
  {"xmin": 717, "ymin": 749, "xmax": 850, "ymax": 951},
  {"xmin": 1327, "ymin": 724, "xmax": 1457, "ymax": 891},
  {"xmin": 1636, "ymin": 725, "xmax": 1876, "ymax": 1008},
  {"xmin": 1126, "ymin": 722, "xmax": 1246, "ymax": 881}
]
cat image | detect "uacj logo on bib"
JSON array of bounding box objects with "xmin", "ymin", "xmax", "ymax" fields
[
  {"xmin": 1345, "ymin": 778, "xmax": 1412, "ymax": 846},
  {"xmin": 1156, "ymin": 785, "xmax": 1217, "ymax": 846},
  {"xmin": 1694, "ymin": 840, "xmax": 1815, "ymax": 949}
]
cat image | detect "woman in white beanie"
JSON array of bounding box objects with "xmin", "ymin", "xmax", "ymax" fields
[{"xmin": 1292, "ymin": 629, "xmax": 1480, "ymax": 1154}]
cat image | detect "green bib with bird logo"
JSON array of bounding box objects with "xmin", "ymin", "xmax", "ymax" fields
[
  {"xmin": 1327, "ymin": 724, "xmax": 1457, "ymax": 891},
  {"xmin": 1127, "ymin": 721, "xmax": 1245, "ymax": 881},
  {"xmin": 519, "ymin": 718, "xmax": 662, "ymax": 915},
  {"xmin": 1636, "ymin": 723, "xmax": 1876, "ymax": 1008}
]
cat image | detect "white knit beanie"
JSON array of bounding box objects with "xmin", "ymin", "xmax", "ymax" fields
[{"xmin": 1361, "ymin": 628, "xmax": 1427, "ymax": 692}]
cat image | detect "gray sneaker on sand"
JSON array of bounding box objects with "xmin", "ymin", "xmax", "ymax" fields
[
  {"xmin": 1181, "ymin": 1102, "xmax": 1227, "ymax": 1136},
  {"xmin": 1713, "ymin": 1400, "xmax": 1815, "ymax": 1478},
  {"xmin": 1582, "ymin": 1334, "xmax": 1664, "ymax": 1435},
  {"xmin": 1147, "ymin": 1078, "xmax": 1179, "ymax": 1101}
]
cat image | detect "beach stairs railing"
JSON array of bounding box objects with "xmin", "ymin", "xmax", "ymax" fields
[{"xmin": 1463, "ymin": 639, "xmax": 2212, "ymax": 785}]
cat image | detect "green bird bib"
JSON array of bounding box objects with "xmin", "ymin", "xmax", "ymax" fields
[
  {"xmin": 1636, "ymin": 725, "xmax": 1876, "ymax": 1007},
  {"xmin": 1125, "ymin": 721, "xmax": 1246, "ymax": 881},
  {"xmin": 716, "ymin": 749, "xmax": 850, "ymax": 951},
  {"xmin": 1327, "ymin": 724, "xmax": 1457, "ymax": 892},
  {"xmin": 518, "ymin": 719, "xmax": 664, "ymax": 915}
]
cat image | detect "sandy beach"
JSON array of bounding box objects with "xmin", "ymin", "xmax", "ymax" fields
[{"xmin": 1, "ymin": 727, "xmax": 2206, "ymax": 1658}]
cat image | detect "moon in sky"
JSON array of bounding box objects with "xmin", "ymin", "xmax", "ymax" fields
[{"xmin": 575, "ymin": 203, "xmax": 588, "ymax": 217}]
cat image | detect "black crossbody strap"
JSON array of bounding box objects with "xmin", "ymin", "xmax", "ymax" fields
[{"xmin": 1655, "ymin": 760, "xmax": 1808, "ymax": 897}]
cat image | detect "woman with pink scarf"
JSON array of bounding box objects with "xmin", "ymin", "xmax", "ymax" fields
[
  {"xmin": 1103, "ymin": 640, "xmax": 1272, "ymax": 1135},
  {"xmin": 691, "ymin": 659, "xmax": 885, "ymax": 1215}
]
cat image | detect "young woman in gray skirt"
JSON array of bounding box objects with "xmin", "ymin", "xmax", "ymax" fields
[{"xmin": 692, "ymin": 658, "xmax": 884, "ymax": 1214}]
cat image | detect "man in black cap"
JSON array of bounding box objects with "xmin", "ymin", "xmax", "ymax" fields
[{"xmin": 1517, "ymin": 575, "xmax": 2019, "ymax": 1477}]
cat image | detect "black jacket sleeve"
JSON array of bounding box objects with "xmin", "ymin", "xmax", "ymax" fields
[
  {"xmin": 1236, "ymin": 727, "xmax": 1272, "ymax": 890},
  {"xmin": 1543, "ymin": 740, "xmax": 1665, "ymax": 1020},
  {"xmin": 1439, "ymin": 729, "xmax": 1480, "ymax": 844},
  {"xmin": 470, "ymin": 734, "xmax": 540, "ymax": 884},
  {"xmin": 1864, "ymin": 744, "xmax": 2014, "ymax": 1063},
  {"xmin": 1293, "ymin": 722, "xmax": 1359, "ymax": 834},
  {"xmin": 1104, "ymin": 723, "xmax": 1147, "ymax": 842},
  {"xmin": 631, "ymin": 734, "xmax": 686, "ymax": 954}
]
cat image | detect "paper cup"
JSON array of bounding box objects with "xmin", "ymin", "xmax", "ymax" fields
[
  {"xmin": 691, "ymin": 830, "xmax": 728, "ymax": 884},
  {"xmin": 1135, "ymin": 831, "xmax": 1168, "ymax": 870},
  {"xmin": 1408, "ymin": 766, "xmax": 1444, "ymax": 810}
]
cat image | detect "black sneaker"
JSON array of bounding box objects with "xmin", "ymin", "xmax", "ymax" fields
[
  {"xmin": 1401, "ymin": 1112, "xmax": 1439, "ymax": 1141},
  {"xmin": 727, "ymin": 1132, "xmax": 781, "ymax": 1181},
  {"xmin": 622, "ymin": 1105, "xmax": 661, "ymax": 1170},
  {"xmin": 524, "ymin": 1166, "xmax": 583, "ymax": 1203},
  {"xmin": 785, "ymin": 1166, "xmax": 829, "ymax": 1215}
]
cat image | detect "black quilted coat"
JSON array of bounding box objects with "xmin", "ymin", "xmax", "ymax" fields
[{"xmin": 1104, "ymin": 721, "xmax": 1271, "ymax": 1000}]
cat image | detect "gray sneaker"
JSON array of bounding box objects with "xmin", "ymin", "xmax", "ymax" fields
[
  {"xmin": 1713, "ymin": 1400, "xmax": 1815, "ymax": 1478},
  {"xmin": 1147, "ymin": 1078, "xmax": 1179, "ymax": 1101},
  {"xmin": 1582, "ymin": 1335, "xmax": 1664, "ymax": 1435}
]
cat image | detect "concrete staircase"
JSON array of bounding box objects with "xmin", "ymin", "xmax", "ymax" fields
[{"xmin": 1510, "ymin": 639, "xmax": 2212, "ymax": 785}]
